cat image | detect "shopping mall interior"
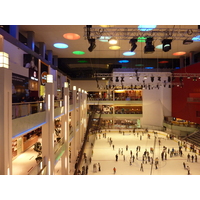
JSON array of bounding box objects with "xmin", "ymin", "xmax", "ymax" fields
[{"xmin": 1, "ymin": 23, "xmax": 200, "ymax": 184}]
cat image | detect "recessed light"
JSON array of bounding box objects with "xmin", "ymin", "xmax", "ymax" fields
[
  {"xmin": 119, "ymin": 60, "xmax": 129, "ymax": 63},
  {"xmin": 63, "ymin": 33, "xmax": 80, "ymax": 40},
  {"xmin": 123, "ymin": 52, "xmax": 135, "ymax": 56},
  {"xmin": 99, "ymin": 36, "xmax": 111, "ymax": 42},
  {"xmin": 73, "ymin": 51, "xmax": 85, "ymax": 55},
  {"xmin": 138, "ymin": 25, "xmax": 157, "ymax": 31},
  {"xmin": 53, "ymin": 43, "xmax": 68, "ymax": 49},
  {"xmin": 109, "ymin": 46, "xmax": 120, "ymax": 50}
]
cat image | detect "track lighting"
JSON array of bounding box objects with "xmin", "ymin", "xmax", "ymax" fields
[
  {"xmin": 115, "ymin": 77, "xmax": 119, "ymax": 82},
  {"xmin": 183, "ymin": 39, "xmax": 193, "ymax": 45},
  {"xmin": 129, "ymin": 38, "xmax": 137, "ymax": 52},
  {"xmin": 88, "ymin": 38, "xmax": 96, "ymax": 52},
  {"xmin": 109, "ymin": 38, "xmax": 117, "ymax": 44},
  {"xmin": 151, "ymin": 76, "xmax": 154, "ymax": 82},
  {"xmin": 162, "ymin": 39, "xmax": 172, "ymax": 52},
  {"xmin": 158, "ymin": 77, "xmax": 161, "ymax": 81},
  {"xmin": 144, "ymin": 37, "xmax": 155, "ymax": 54}
]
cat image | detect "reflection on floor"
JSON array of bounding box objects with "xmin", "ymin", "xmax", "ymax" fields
[{"xmin": 83, "ymin": 130, "xmax": 200, "ymax": 175}]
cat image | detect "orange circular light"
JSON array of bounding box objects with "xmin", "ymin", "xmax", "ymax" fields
[
  {"xmin": 63, "ymin": 33, "xmax": 80, "ymax": 40},
  {"xmin": 173, "ymin": 52, "xmax": 186, "ymax": 56}
]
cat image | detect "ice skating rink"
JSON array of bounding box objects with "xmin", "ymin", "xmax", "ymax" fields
[{"xmin": 85, "ymin": 129, "xmax": 200, "ymax": 175}]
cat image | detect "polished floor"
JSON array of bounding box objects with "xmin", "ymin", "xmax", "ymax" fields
[{"xmin": 83, "ymin": 129, "xmax": 200, "ymax": 175}]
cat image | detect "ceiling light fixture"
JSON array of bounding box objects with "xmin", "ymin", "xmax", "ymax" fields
[
  {"xmin": 129, "ymin": 38, "xmax": 137, "ymax": 52},
  {"xmin": 88, "ymin": 38, "xmax": 96, "ymax": 52},
  {"xmin": 144, "ymin": 37, "xmax": 155, "ymax": 54},
  {"xmin": 109, "ymin": 38, "xmax": 117, "ymax": 44},
  {"xmin": 183, "ymin": 39, "xmax": 193, "ymax": 45},
  {"xmin": 162, "ymin": 39, "xmax": 172, "ymax": 52}
]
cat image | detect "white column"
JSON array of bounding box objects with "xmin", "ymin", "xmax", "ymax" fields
[{"xmin": 43, "ymin": 74, "xmax": 54, "ymax": 175}]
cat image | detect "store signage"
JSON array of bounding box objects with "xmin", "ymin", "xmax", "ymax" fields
[{"xmin": 41, "ymin": 71, "xmax": 47, "ymax": 85}]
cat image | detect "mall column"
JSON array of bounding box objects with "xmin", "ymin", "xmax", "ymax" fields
[
  {"xmin": 61, "ymin": 82, "xmax": 70, "ymax": 174},
  {"xmin": 0, "ymin": 37, "xmax": 12, "ymax": 175},
  {"xmin": 43, "ymin": 74, "xmax": 55, "ymax": 175}
]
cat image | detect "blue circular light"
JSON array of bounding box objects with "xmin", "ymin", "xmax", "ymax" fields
[
  {"xmin": 53, "ymin": 43, "xmax": 68, "ymax": 49},
  {"xmin": 138, "ymin": 25, "xmax": 157, "ymax": 31},
  {"xmin": 123, "ymin": 52, "xmax": 135, "ymax": 56},
  {"xmin": 192, "ymin": 35, "xmax": 200, "ymax": 42},
  {"xmin": 119, "ymin": 60, "xmax": 129, "ymax": 63}
]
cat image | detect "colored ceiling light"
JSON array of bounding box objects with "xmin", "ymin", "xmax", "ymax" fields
[
  {"xmin": 159, "ymin": 61, "xmax": 169, "ymax": 64},
  {"xmin": 123, "ymin": 52, "xmax": 135, "ymax": 56},
  {"xmin": 78, "ymin": 60, "xmax": 88, "ymax": 63},
  {"xmin": 63, "ymin": 33, "xmax": 80, "ymax": 40},
  {"xmin": 145, "ymin": 67, "xmax": 154, "ymax": 69},
  {"xmin": 119, "ymin": 60, "xmax": 129, "ymax": 63},
  {"xmin": 173, "ymin": 52, "xmax": 186, "ymax": 56},
  {"xmin": 138, "ymin": 25, "xmax": 157, "ymax": 31},
  {"xmin": 192, "ymin": 35, "xmax": 200, "ymax": 42},
  {"xmin": 53, "ymin": 43, "xmax": 68, "ymax": 49},
  {"xmin": 99, "ymin": 36, "xmax": 111, "ymax": 42},
  {"xmin": 73, "ymin": 51, "xmax": 85, "ymax": 55},
  {"xmin": 137, "ymin": 37, "xmax": 146, "ymax": 42},
  {"xmin": 135, "ymin": 64, "xmax": 144, "ymax": 67},
  {"xmin": 109, "ymin": 46, "xmax": 120, "ymax": 50}
]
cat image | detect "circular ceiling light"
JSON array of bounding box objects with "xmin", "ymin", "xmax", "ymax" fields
[
  {"xmin": 159, "ymin": 61, "xmax": 169, "ymax": 64},
  {"xmin": 99, "ymin": 36, "xmax": 111, "ymax": 42},
  {"xmin": 119, "ymin": 60, "xmax": 129, "ymax": 63},
  {"xmin": 123, "ymin": 52, "xmax": 136, "ymax": 56},
  {"xmin": 109, "ymin": 38, "xmax": 117, "ymax": 44},
  {"xmin": 78, "ymin": 60, "xmax": 88, "ymax": 63},
  {"xmin": 63, "ymin": 33, "xmax": 80, "ymax": 40},
  {"xmin": 53, "ymin": 43, "xmax": 68, "ymax": 49},
  {"xmin": 109, "ymin": 46, "xmax": 121, "ymax": 50},
  {"xmin": 137, "ymin": 37, "xmax": 147, "ymax": 42},
  {"xmin": 138, "ymin": 25, "xmax": 157, "ymax": 31},
  {"xmin": 192, "ymin": 35, "xmax": 200, "ymax": 42},
  {"xmin": 173, "ymin": 52, "xmax": 186, "ymax": 56},
  {"xmin": 72, "ymin": 51, "xmax": 85, "ymax": 55}
]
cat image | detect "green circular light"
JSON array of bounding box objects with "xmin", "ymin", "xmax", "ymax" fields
[
  {"xmin": 78, "ymin": 60, "xmax": 88, "ymax": 63},
  {"xmin": 73, "ymin": 51, "xmax": 85, "ymax": 55},
  {"xmin": 137, "ymin": 37, "xmax": 146, "ymax": 42}
]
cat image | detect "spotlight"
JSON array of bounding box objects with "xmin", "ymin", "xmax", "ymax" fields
[
  {"xmin": 115, "ymin": 77, "xmax": 119, "ymax": 82},
  {"xmin": 121, "ymin": 77, "xmax": 124, "ymax": 82},
  {"xmin": 144, "ymin": 37, "xmax": 155, "ymax": 54},
  {"xmin": 88, "ymin": 38, "xmax": 96, "ymax": 52},
  {"xmin": 162, "ymin": 39, "xmax": 172, "ymax": 52},
  {"xmin": 129, "ymin": 38, "xmax": 137, "ymax": 52},
  {"xmin": 168, "ymin": 76, "xmax": 171, "ymax": 82},
  {"xmin": 158, "ymin": 77, "xmax": 161, "ymax": 81},
  {"xmin": 136, "ymin": 76, "xmax": 139, "ymax": 81},
  {"xmin": 183, "ymin": 39, "xmax": 193, "ymax": 45}
]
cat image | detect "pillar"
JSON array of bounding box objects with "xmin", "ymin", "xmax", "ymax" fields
[
  {"xmin": 190, "ymin": 51, "xmax": 195, "ymax": 65},
  {"xmin": 39, "ymin": 42, "xmax": 46, "ymax": 59},
  {"xmin": 9, "ymin": 25, "xmax": 19, "ymax": 40},
  {"xmin": 0, "ymin": 37, "xmax": 12, "ymax": 175},
  {"xmin": 180, "ymin": 56, "xmax": 185, "ymax": 68},
  {"xmin": 42, "ymin": 74, "xmax": 54, "ymax": 175}
]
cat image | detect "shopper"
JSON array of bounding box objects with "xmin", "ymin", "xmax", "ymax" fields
[
  {"xmin": 140, "ymin": 163, "xmax": 144, "ymax": 171},
  {"xmin": 115, "ymin": 154, "xmax": 118, "ymax": 161},
  {"xmin": 186, "ymin": 166, "xmax": 190, "ymax": 175}
]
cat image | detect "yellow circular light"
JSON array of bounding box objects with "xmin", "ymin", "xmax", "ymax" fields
[
  {"xmin": 109, "ymin": 46, "xmax": 121, "ymax": 50},
  {"xmin": 100, "ymin": 25, "xmax": 115, "ymax": 27}
]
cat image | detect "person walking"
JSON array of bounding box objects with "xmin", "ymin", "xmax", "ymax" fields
[
  {"xmin": 115, "ymin": 154, "xmax": 118, "ymax": 161},
  {"xmin": 98, "ymin": 163, "xmax": 101, "ymax": 171},
  {"xmin": 112, "ymin": 144, "xmax": 115, "ymax": 150},
  {"xmin": 132, "ymin": 155, "xmax": 135, "ymax": 162},
  {"xmin": 140, "ymin": 163, "xmax": 144, "ymax": 171},
  {"xmin": 187, "ymin": 153, "xmax": 190, "ymax": 162},
  {"xmin": 195, "ymin": 155, "xmax": 197, "ymax": 162},
  {"xmin": 183, "ymin": 162, "xmax": 186, "ymax": 169},
  {"xmin": 113, "ymin": 167, "xmax": 116, "ymax": 174},
  {"xmin": 186, "ymin": 166, "xmax": 190, "ymax": 175},
  {"xmin": 191, "ymin": 155, "xmax": 194, "ymax": 162}
]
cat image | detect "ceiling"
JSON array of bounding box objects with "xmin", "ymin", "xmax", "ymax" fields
[{"xmin": 18, "ymin": 25, "xmax": 200, "ymax": 79}]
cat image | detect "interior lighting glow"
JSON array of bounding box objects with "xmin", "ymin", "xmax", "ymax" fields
[
  {"xmin": 145, "ymin": 67, "xmax": 154, "ymax": 69},
  {"xmin": 192, "ymin": 35, "xmax": 200, "ymax": 42},
  {"xmin": 137, "ymin": 37, "xmax": 147, "ymax": 42},
  {"xmin": 119, "ymin": 60, "xmax": 129, "ymax": 63},
  {"xmin": 99, "ymin": 36, "xmax": 111, "ymax": 42},
  {"xmin": 53, "ymin": 43, "xmax": 68, "ymax": 49},
  {"xmin": 173, "ymin": 52, "xmax": 186, "ymax": 56},
  {"xmin": 109, "ymin": 38, "xmax": 117, "ymax": 44},
  {"xmin": 73, "ymin": 51, "xmax": 85, "ymax": 55},
  {"xmin": 138, "ymin": 25, "xmax": 157, "ymax": 31},
  {"xmin": 78, "ymin": 60, "xmax": 88, "ymax": 63},
  {"xmin": 156, "ymin": 44, "xmax": 163, "ymax": 49},
  {"xmin": 123, "ymin": 52, "xmax": 135, "ymax": 56},
  {"xmin": 159, "ymin": 61, "xmax": 169, "ymax": 64},
  {"xmin": 63, "ymin": 33, "xmax": 80, "ymax": 40},
  {"xmin": 100, "ymin": 25, "xmax": 115, "ymax": 27},
  {"xmin": 109, "ymin": 46, "xmax": 121, "ymax": 50}
]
